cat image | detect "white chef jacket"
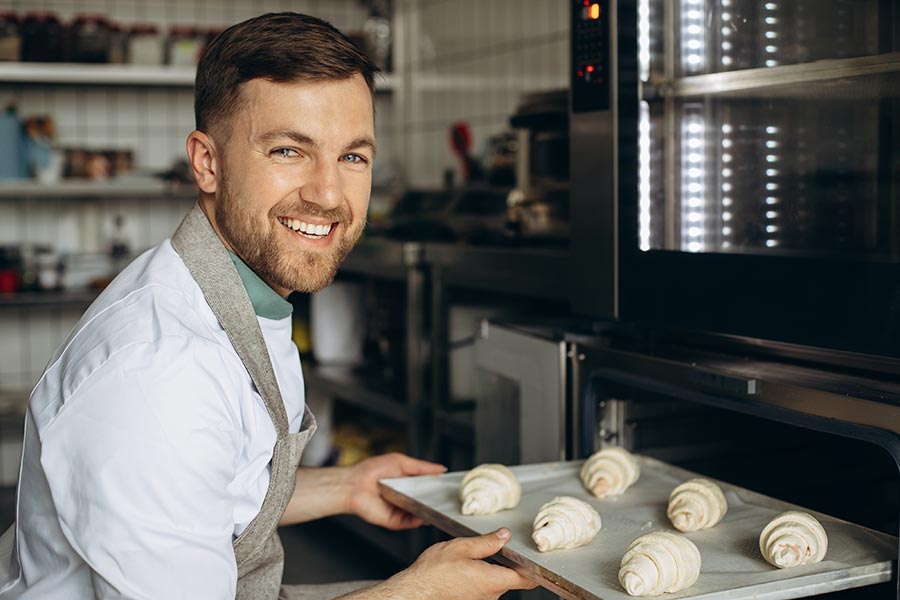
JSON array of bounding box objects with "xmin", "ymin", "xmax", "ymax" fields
[{"xmin": 0, "ymin": 238, "xmax": 306, "ymax": 599}]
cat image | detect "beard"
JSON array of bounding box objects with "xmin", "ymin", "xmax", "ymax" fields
[{"xmin": 215, "ymin": 175, "xmax": 365, "ymax": 294}]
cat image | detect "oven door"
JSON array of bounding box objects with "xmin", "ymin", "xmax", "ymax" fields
[{"xmin": 613, "ymin": 0, "xmax": 900, "ymax": 361}]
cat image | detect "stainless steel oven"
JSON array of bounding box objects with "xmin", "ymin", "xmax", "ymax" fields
[{"xmin": 570, "ymin": 0, "xmax": 900, "ymax": 364}]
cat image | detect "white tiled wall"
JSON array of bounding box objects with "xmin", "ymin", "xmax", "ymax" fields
[{"xmin": 395, "ymin": 0, "xmax": 569, "ymax": 187}]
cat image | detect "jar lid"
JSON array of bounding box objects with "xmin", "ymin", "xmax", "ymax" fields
[
  {"xmin": 130, "ymin": 23, "xmax": 159, "ymax": 34},
  {"xmin": 24, "ymin": 11, "xmax": 61, "ymax": 22},
  {"xmin": 169, "ymin": 24, "xmax": 199, "ymax": 36},
  {"xmin": 73, "ymin": 14, "xmax": 110, "ymax": 25}
]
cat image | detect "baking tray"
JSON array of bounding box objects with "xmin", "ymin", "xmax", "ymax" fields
[{"xmin": 379, "ymin": 456, "xmax": 897, "ymax": 600}]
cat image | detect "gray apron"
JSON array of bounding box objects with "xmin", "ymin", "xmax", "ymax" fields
[{"xmin": 172, "ymin": 205, "xmax": 375, "ymax": 600}]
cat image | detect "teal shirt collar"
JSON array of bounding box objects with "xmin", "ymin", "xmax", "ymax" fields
[{"xmin": 227, "ymin": 252, "xmax": 293, "ymax": 320}]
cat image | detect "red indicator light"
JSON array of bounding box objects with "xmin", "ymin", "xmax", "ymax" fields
[
  {"xmin": 586, "ymin": 65, "xmax": 595, "ymax": 73},
  {"xmin": 577, "ymin": 70, "xmax": 584, "ymax": 77},
  {"xmin": 583, "ymin": 0, "xmax": 590, "ymax": 5},
  {"xmin": 590, "ymin": 3, "xmax": 601, "ymax": 19}
]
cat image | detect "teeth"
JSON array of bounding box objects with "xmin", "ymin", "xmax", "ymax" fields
[{"xmin": 279, "ymin": 217, "xmax": 333, "ymax": 238}]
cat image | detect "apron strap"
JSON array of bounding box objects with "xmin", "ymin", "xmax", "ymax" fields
[{"xmin": 171, "ymin": 204, "xmax": 289, "ymax": 438}]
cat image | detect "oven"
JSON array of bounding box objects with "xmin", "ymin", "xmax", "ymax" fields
[
  {"xmin": 474, "ymin": 320, "xmax": 899, "ymax": 599},
  {"xmin": 562, "ymin": 0, "xmax": 900, "ymax": 596}
]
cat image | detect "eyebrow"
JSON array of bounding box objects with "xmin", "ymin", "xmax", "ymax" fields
[{"xmin": 255, "ymin": 129, "xmax": 377, "ymax": 159}]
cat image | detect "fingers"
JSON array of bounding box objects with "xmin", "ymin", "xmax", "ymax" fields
[
  {"xmin": 392, "ymin": 453, "xmax": 447, "ymax": 476},
  {"xmin": 450, "ymin": 528, "xmax": 511, "ymax": 560},
  {"xmin": 483, "ymin": 563, "xmax": 540, "ymax": 592}
]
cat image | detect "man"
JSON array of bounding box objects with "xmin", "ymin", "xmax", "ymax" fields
[{"xmin": 0, "ymin": 12, "xmax": 537, "ymax": 600}]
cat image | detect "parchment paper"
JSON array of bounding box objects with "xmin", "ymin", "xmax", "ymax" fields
[{"xmin": 379, "ymin": 456, "xmax": 897, "ymax": 600}]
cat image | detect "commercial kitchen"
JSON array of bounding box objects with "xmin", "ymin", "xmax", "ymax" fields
[{"xmin": 0, "ymin": 1, "xmax": 896, "ymax": 599}]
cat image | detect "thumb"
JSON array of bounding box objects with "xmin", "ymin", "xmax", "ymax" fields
[{"xmin": 453, "ymin": 528, "xmax": 512, "ymax": 560}]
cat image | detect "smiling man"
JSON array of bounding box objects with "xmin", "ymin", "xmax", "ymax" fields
[{"xmin": 0, "ymin": 12, "xmax": 536, "ymax": 600}]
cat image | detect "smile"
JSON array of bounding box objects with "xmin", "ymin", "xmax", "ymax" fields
[{"xmin": 277, "ymin": 216, "xmax": 335, "ymax": 240}]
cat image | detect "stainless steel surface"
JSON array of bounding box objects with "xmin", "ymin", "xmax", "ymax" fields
[
  {"xmin": 473, "ymin": 321, "xmax": 569, "ymax": 465},
  {"xmin": 381, "ymin": 457, "xmax": 897, "ymax": 600},
  {"xmin": 339, "ymin": 238, "xmax": 424, "ymax": 280},
  {"xmin": 423, "ymin": 243, "xmax": 569, "ymax": 301},
  {"xmin": 645, "ymin": 52, "xmax": 900, "ymax": 99},
  {"xmin": 570, "ymin": 0, "xmax": 620, "ymax": 319}
]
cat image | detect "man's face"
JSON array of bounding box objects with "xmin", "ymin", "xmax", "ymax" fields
[{"xmin": 212, "ymin": 75, "xmax": 375, "ymax": 295}]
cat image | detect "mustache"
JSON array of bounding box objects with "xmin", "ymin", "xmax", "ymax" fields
[{"xmin": 272, "ymin": 201, "xmax": 350, "ymax": 222}]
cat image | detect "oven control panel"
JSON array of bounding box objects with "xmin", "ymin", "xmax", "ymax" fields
[{"xmin": 571, "ymin": 0, "xmax": 610, "ymax": 113}]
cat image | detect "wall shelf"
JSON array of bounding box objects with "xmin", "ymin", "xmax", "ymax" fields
[
  {"xmin": 0, "ymin": 62, "xmax": 396, "ymax": 92},
  {"xmin": 0, "ymin": 178, "xmax": 196, "ymax": 199},
  {"xmin": 0, "ymin": 290, "xmax": 99, "ymax": 307}
]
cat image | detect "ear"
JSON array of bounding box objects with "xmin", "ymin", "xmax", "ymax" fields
[{"xmin": 186, "ymin": 130, "xmax": 218, "ymax": 194}]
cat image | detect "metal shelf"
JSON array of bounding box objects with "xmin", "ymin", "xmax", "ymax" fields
[
  {"xmin": 330, "ymin": 515, "xmax": 416, "ymax": 564},
  {"xmin": 0, "ymin": 290, "xmax": 99, "ymax": 307},
  {"xmin": 303, "ymin": 365, "xmax": 408, "ymax": 424},
  {"xmin": 0, "ymin": 62, "xmax": 396, "ymax": 91},
  {"xmin": 339, "ymin": 238, "xmax": 424, "ymax": 280},
  {"xmin": 645, "ymin": 52, "xmax": 900, "ymax": 99},
  {"xmin": 0, "ymin": 178, "xmax": 197, "ymax": 199},
  {"xmin": 434, "ymin": 407, "xmax": 474, "ymax": 446},
  {"xmin": 425, "ymin": 242, "xmax": 569, "ymax": 301}
]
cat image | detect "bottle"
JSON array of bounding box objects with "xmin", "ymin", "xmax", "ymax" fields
[
  {"xmin": 109, "ymin": 214, "xmax": 131, "ymax": 275},
  {"xmin": 0, "ymin": 104, "xmax": 25, "ymax": 180}
]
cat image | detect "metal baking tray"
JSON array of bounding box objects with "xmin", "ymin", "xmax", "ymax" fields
[{"xmin": 379, "ymin": 456, "xmax": 897, "ymax": 600}]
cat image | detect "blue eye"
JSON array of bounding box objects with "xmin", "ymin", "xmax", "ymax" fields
[
  {"xmin": 342, "ymin": 153, "xmax": 368, "ymax": 164},
  {"xmin": 272, "ymin": 148, "xmax": 298, "ymax": 158}
]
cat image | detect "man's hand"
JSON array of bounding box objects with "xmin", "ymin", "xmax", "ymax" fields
[
  {"xmin": 347, "ymin": 452, "xmax": 446, "ymax": 530},
  {"xmin": 279, "ymin": 453, "xmax": 445, "ymax": 527},
  {"xmin": 340, "ymin": 528, "xmax": 539, "ymax": 600}
]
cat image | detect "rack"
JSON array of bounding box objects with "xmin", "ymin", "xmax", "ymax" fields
[
  {"xmin": 645, "ymin": 52, "xmax": 900, "ymax": 100},
  {"xmin": 301, "ymin": 237, "xmax": 570, "ymax": 559}
]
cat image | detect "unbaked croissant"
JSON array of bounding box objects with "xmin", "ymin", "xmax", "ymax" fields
[
  {"xmin": 531, "ymin": 496, "xmax": 601, "ymax": 552},
  {"xmin": 667, "ymin": 478, "xmax": 728, "ymax": 532},
  {"xmin": 759, "ymin": 511, "xmax": 828, "ymax": 568},
  {"xmin": 580, "ymin": 447, "xmax": 640, "ymax": 498},
  {"xmin": 459, "ymin": 463, "xmax": 521, "ymax": 515},
  {"xmin": 619, "ymin": 531, "xmax": 701, "ymax": 597}
]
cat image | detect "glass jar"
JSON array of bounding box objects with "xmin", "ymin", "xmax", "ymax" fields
[
  {"xmin": 128, "ymin": 24, "xmax": 162, "ymax": 65},
  {"xmin": 21, "ymin": 12, "xmax": 64, "ymax": 62},
  {"xmin": 69, "ymin": 14, "xmax": 111, "ymax": 63},
  {"xmin": 0, "ymin": 13, "xmax": 21, "ymax": 61},
  {"xmin": 107, "ymin": 23, "xmax": 129, "ymax": 64},
  {"xmin": 167, "ymin": 25, "xmax": 203, "ymax": 66}
]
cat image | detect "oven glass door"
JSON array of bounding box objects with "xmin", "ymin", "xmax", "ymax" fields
[{"xmin": 619, "ymin": 0, "xmax": 900, "ymax": 359}]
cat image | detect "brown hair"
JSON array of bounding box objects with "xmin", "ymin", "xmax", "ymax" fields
[{"xmin": 194, "ymin": 12, "xmax": 378, "ymax": 137}]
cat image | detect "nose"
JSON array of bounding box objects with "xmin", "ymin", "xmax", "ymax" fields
[{"xmin": 299, "ymin": 159, "xmax": 342, "ymax": 211}]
